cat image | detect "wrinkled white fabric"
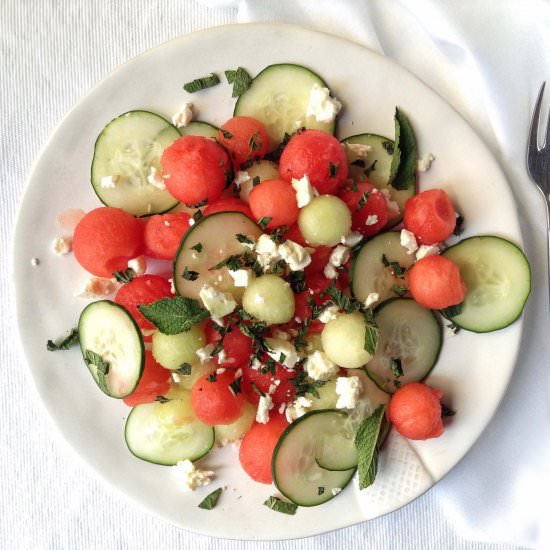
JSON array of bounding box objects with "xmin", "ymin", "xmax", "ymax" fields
[{"xmin": 2, "ymin": 1, "xmax": 549, "ymax": 549}]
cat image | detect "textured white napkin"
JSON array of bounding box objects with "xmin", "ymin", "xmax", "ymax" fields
[{"xmin": 233, "ymin": 0, "xmax": 550, "ymax": 548}]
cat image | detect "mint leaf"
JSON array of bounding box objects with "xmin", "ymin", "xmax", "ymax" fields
[
  {"xmin": 257, "ymin": 217, "xmax": 272, "ymax": 230},
  {"xmin": 263, "ymin": 496, "xmax": 298, "ymax": 515},
  {"xmin": 440, "ymin": 302, "xmax": 464, "ymax": 320},
  {"xmin": 47, "ymin": 328, "xmax": 79, "ymax": 351},
  {"xmin": 183, "ymin": 73, "xmax": 220, "ymax": 93},
  {"xmin": 355, "ymin": 405, "xmax": 385, "ymax": 489},
  {"xmin": 389, "ymin": 108, "xmax": 417, "ymax": 191},
  {"xmin": 138, "ymin": 296, "xmax": 209, "ymax": 335},
  {"xmin": 84, "ymin": 349, "xmax": 110, "ymax": 392},
  {"xmin": 198, "ymin": 487, "xmax": 223, "ymax": 510},
  {"xmin": 175, "ymin": 363, "xmax": 192, "ymax": 375},
  {"xmin": 364, "ymin": 323, "xmax": 379, "ymax": 356},
  {"xmin": 225, "ymin": 67, "xmax": 252, "ymax": 97}
]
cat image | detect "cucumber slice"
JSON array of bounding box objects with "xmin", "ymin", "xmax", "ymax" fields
[
  {"xmin": 342, "ymin": 133, "xmax": 416, "ymax": 226},
  {"xmin": 272, "ymin": 410, "xmax": 356, "ymax": 506},
  {"xmin": 351, "ymin": 231, "xmax": 415, "ymax": 304},
  {"xmin": 442, "ymin": 236, "xmax": 531, "ymax": 332},
  {"xmin": 366, "ymin": 298, "xmax": 442, "ymax": 394},
  {"xmin": 174, "ymin": 211, "xmax": 263, "ymax": 299},
  {"xmin": 125, "ymin": 401, "xmax": 214, "ymax": 465},
  {"xmin": 78, "ymin": 300, "xmax": 144, "ymax": 398},
  {"xmin": 91, "ymin": 110, "xmax": 180, "ymax": 217},
  {"xmin": 178, "ymin": 121, "xmax": 218, "ymax": 139},
  {"xmin": 234, "ymin": 63, "xmax": 336, "ymax": 149}
]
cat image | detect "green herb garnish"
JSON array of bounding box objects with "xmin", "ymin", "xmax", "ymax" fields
[
  {"xmin": 288, "ymin": 270, "xmax": 306, "ymax": 294},
  {"xmin": 193, "ymin": 209, "xmax": 204, "ymax": 223},
  {"xmin": 228, "ymin": 376, "xmax": 242, "ymax": 396},
  {"xmin": 190, "ymin": 242, "xmax": 203, "ymax": 253},
  {"xmin": 84, "ymin": 350, "xmax": 110, "ymax": 392},
  {"xmin": 389, "ymin": 108, "xmax": 417, "ymax": 191},
  {"xmin": 257, "ymin": 217, "xmax": 272, "ymax": 230},
  {"xmin": 236, "ymin": 233, "xmax": 254, "ymax": 246},
  {"xmin": 138, "ymin": 296, "xmax": 209, "ymax": 335},
  {"xmin": 207, "ymin": 372, "xmax": 217, "ymax": 382},
  {"xmin": 198, "ymin": 487, "xmax": 223, "ymax": 510},
  {"xmin": 252, "ymin": 175, "xmax": 261, "ymax": 187},
  {"xmin": 351, "ymin": 159, "xmax": 366, "ymax": 168},
  {"xmin": 113, "ymin": 267, "xmax": 136, "ymax": 284},
  {"xmin": 364, "ymin": 159, "xmax": 378, "ymax": 178},
  {"xmin": 441, "ymin": 403, "xmax": 456, "ymax": 417},
  {"xmin": 225, "ymin": 67, "xmax": 252, "ymax": 97},
  {"xmin": 356, "ymin": 191, "xmax": 371, "ymax": 211},
  {"xmin": 382, "ymin": 140, "xmax": 394, "ymax": 155},
  {"xmin": 183, "ymin": 73, "xmax": 220, "ymax": 93},
  {"xmin": 329, "ymin": 161, "xmax": 339, "ymax": 178},
  {"xmin": 391, "ymin": 284, "xmax": 408, "ymax": 297},
  {"xmin": 263, "ymin": 496, "xmax": 298, "ymax": 515},
  {"xmin": 182, "ymin": 266, "xmax": 199, "ymax": 281},
  {"xmin": 155, "ymin": 395, "xmax": 170, "ymax": 404},
  {"xmin": 440, "ymin": 303, "xmax": 464, "ymax": 320},
  {"xmin": 47, "ymin": 328, "xmax": 79, "ymax": 351},
  {"xmin": 355, "ymin": 405, "xmax": 385, "ymax": 489},
  {"xmin": 390, "ymin": 358, "xmax": 404, "ymax": 378},
  {"xmin": 175, "ymin": 363, "xmax": 192, "ymax": 375},
  {"xmin": 453, "ymin": 214, "xmax": 465, "ymax": 236},
  {"xmin": 381, "ymin": 254, "xmax": 407, "ymax": 278},
  {"xmin": 220, "ymin": 129, "xmax": 233, "ymax": 140}
]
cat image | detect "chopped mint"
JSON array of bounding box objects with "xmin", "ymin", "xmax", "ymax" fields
[
  {"xmin": 47, "ymin": 328, "xmax": 79, "ymax": 351},
  {"xmin": 198, "ymin": 487, "xmax": 223, "ymax": 510},
  {"xmin": 263, "ymin": 496, "xmax": 298, "ymax": 515},
  {"xmin": 113, "ymin": 267, "xmax": 136, "ymax": 284},
  {"xmin": 138, "ymin": 296, "xmax": 209, "ymax": 335},
  {"xmin": 183, "ymin": 73, "xmax": 220, "ymax": 93}
]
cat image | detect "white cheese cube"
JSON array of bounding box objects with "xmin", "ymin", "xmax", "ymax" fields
[
  {"xmin": 329, "ymin": 245, "xmax": 350, "ymax": 267},
  {"xmin": 416, "ymin": 244, "xmax": 440, "ymax": 260},
  {"xmin": 341, "ymin": 232, "xmax": 363, "ymax": 247},
  {"xmin": 199, "ymin": 284, "xmax": 237, "ymax": 321},
  {"xmin": 256, "ymin": 394, "xmax": 274, "ymax": 424},
  {"xmin": 365, "ymin": 214, "xmax": 378, "ymax": 226},
  {"xmin": 285, "ymin": 396, "xmax": 313, "ymax": 423},
  {"xmin": 265, "ymin": 338, "xmax": 300, "ymax": 370},
  {"xmin": 147, "ymin": 166, "xmax": 166, "ymax": 190},
  {"xmin": 306, "ymin": 83, "xmax": 342, "ymax": 123},
  {"xmin": 173, "ymin": 459, "xmax": 214, "ymax": 492},
  {"xmin": 52, "ymin": 236, "xmax": 72, "ymax": 256},
  {"xmin": 305, "ymin": 351, "xmax": 339, "ymax": 381},
  {"xmin": 100, "ymin": 175, "xmax": 120, "ymax": 189},
  {"xmin": 400, "ymin": 229, "xmax": 419, "ymax": 255},
  {"xmin": 335, "ymin": 376, "xmax": 363, "ymax": 409},
  {"xmin": 196, "ymin": 343, "xmax": 215, "ymax": 363},
  {"xmin": 291, "ymin": 174, "xmax": 318, "ymax": 208},
  {"xmin": 228, "ymin": 268, "xmax": 254, "ymax": 288},
  {"xmin": 364, "ymin": 292, "xmax": 380, "ymax": 308},
  {"xmin": 127, "ymin": 255, "xmax": 146, "ymax": 276},
  {"xmin": 417, "ymin": 153, "xmax": 435, "ymax": 172},
  {"xmin": 171, "ymin": 102, "xmax": 193, "ymax": 128},
  {"xmin": 318, "ymin": 305, "xmax": 340, "ymax": 323},
  {"xmin": 278, "ymin": 240, "xmax": 312, "ymax": 271}
]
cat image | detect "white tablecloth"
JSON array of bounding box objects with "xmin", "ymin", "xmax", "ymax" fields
[{"xmin": 1, "ymin": 1, "xmax": 545, "ymax": 549}]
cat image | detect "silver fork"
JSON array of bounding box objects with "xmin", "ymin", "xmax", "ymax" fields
[{"xmin": 527, "ymin": 82, "xmax": 550, "ymax": 298}]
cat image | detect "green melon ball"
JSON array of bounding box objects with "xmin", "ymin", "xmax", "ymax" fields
[
  {"xmin": 242, "ymin": 274, "xmax": 295, "ymax": 324},
  {"xmin": 152, "ymin": 325, "xmax": 206, "ymax": 370},
  {"xmin": 298, "ymin": 195, "xmax": 352, "ymax": 246},
  {"xmin": 321, "ymin": 312, "xmax": 372, "ymax": 368}
]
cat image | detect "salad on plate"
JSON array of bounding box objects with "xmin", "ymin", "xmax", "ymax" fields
[{"xmin": 45, "ymin": 63, "xmax": 531, "ymax": 514}]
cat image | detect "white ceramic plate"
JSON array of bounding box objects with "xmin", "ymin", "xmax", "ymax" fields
[{"xmin": 14, "ymin": 23, "xmax": 524, "ymax": 540}]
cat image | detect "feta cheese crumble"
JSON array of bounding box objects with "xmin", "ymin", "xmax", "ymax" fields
[
  {"xmin": 100, "ymin": 175, "xmax": 120, "ymax": 189},
  {"xmin": 364, "ymin": 292, "xmax": 380, "ymax": 308},
  {"xmin": 196, "ymin": 343, "xmax": 215, "ymax": 363},
  {"xmin": 345, "ymin": 142, "xmax": 372, "ymax": 158},
  {"xmin": 416, "ymin": 244, "xmax": 440, "ymax": 260},
  {"xmin": 278, "ymin": 240, "xmax": 312, "ymax": 271},
  {"xmin": 171, "ymin": 102, "xmax": 193, "ymax": 128},
  {"xmin": 365, "ymin": 214, "xmax": 378, "ymax": 226},
  {"xmin": 228, "ymin": 268, "xmax": 254, "ymax": 288},
  {"xmin": 30, "ymin": 257, "xmax": 40, "ymax": 267},
  {"xmin": 255, "ymin": 234, "xmax": 280, "ymax": 270},
  {"xmin": 75, "ymin": 277, "xmax": 117, "ymax": 298},
  {"xmin": 285, "ymin": 396, "xmax": 313, "ymax": 423},
  {"xmin": 173, "ymin": 459, "xmax": 214, "ymax": 492},
  {"xmin": 417, "ymin": 153, "xmax": 435, "ymax": 172},
  {"xmin": 147, "ymin": 166, "xmax": 166, "ymax": 190},
  {"xmin": 335, "ymin": 376, "xmax": 363, "ymax": 409},
  {"xmin": 306, "ymin": 83, "xmax": 342, "ymax": 123},
  {"xmin": 318, "ymin": 304, "xmax": 340, "ymax": 323},
  {"xmin": 52, "ymin": 236, "xmax": 72, "ymax": 256},
  {"xmin": 256, "ymin": 394, "xmax": 274, "ymax": 424},
  {"xmin": 329, "ymin": 245, "xmax": 350, "ymax": 268},
  {"xmin": 127, "ymin": 256, "xmax": 146, "ymax": 276},
  {"xmin": 266, "ymin": 338, "xmax": 300, "ymax": 370},
  {"xmin": 199, "ymin": 284, "xmax": 237, "ymax": 321},
  {"xmin": 323, "ymin": 263, "xmax": 338, "ymax": 280},
  {"xmin": 341, "ymin": 232, "xmax": 363, "ymax": 247},
  {"xmin": 400, "ymin": 229, "xmax": 419, "ymax": 255},
  {"xmin": 305, "ymin": 351, "xmax": 339, "ymax": 381},
  {"xmin": 291, "ymin": 174, "xmax": 318, "ymax": 208},
  {"xmin": 233, "ymin": 170, "xmax": 254, "ymax": 200}
]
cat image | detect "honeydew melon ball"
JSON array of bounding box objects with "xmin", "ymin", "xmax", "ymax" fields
[
  {"xmin": 152, "ymin": 325, "xmax": 205, "ymax": 370},
  {"xmin": 242, "ymin": 274, "xmax": 295, "ymax": 324},
  {"xmin": 167, "ymin": 361, "xmax": 216, "ymax": 391},
  {"xmin": 307, "ymin": 379, "xmax": 338, "ymax": 410},
  {"xmin": 321, "ymin": 312, "xmax": 372, "ymax": 368},
  {"xmin": 214, "ymin": 401, "xmax": 256, "ymax": 446},
  {"xmin": 298, "ymin": 195, "xmax": 352, "ymax": 246},
  {"xmin": 240, "ymin": 161, "xmax": 280, "ymax": 202}
]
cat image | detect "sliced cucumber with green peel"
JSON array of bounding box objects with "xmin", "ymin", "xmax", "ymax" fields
[
  {"xmin": 174, "ymin": 211, "xmax": 263, "ymax": 300},
  {"xmin": 272, "ymin": 410, "xmax": 356, "ymax": 506},
  {"xmin": 91, "ymin": 110, "xmax": 180, "ymax": 217},
  {"xmin": 442, "ymin": 236, "xmax": 531, "ymax": 332},
  {"xmin": 125, "ymin": 401, "xmax": 214, "ymax": 465},
  {"xmin": 178, "ymin": 120, "xmax": 218, "ymax": 139},
  {"xmin": 366, "ymin": 298, "xmax": 442, "ymax": 394},
  {"xmin": 342, "ymin": 133, "xmax": 416, "ymax": 225},
  {"xmin": 78, "ymin": 300, "xmax": 144, "ymax": 398},
  {"xmin": 351, "ymin": 231, "xmax": 415, "ymax": 304},
  {"xmin": 234, "ymin": 63, "xmax": 336, "ymax": 149}
]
